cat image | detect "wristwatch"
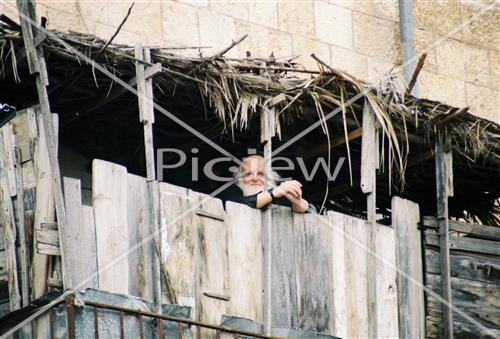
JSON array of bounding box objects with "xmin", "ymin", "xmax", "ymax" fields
[{"xmin": 268, "ymin": 188, "xmax": 276, "ymax": 200}]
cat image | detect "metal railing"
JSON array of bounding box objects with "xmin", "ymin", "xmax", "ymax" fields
[{"xmin": 9, "ymin": 294, "xmax": 280, "ymax": 339}]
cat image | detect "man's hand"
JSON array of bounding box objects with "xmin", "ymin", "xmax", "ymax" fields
[{"xmin": 273, "ymin": 180, "xmax": 303, "ymax": 199}]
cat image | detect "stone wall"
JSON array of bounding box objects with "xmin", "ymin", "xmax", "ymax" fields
[{"xmin": 1, "ymin": 0, "xmax": 498, "ymax": 122}]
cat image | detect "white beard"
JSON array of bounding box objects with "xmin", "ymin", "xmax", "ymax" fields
[{"xmin": 238, "ymin": 182, "xmax": 264, "ymax": 197}]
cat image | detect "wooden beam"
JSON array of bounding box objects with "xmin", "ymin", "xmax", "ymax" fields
[
  {"xmin": 135, "ymin": 45, "xmax": 162, "ymax": 313},
  {"xmin": 435, "ymin": 135, "xmax": 454, "ymax": 339},
  {"xmin": 360, "ymin": 99, "xmax": 378, "ymax": 338}
]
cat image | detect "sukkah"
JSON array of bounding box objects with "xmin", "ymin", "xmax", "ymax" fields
[{"xmin": 0, "ymin": 14, "xmax": 498, "ymax": 224}]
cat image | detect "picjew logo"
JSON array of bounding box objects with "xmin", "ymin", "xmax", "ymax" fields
[{"xmin": 156, "ymin": 148, "xmax": 345, "ymax": 182}]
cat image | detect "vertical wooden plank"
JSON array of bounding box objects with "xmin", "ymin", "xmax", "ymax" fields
[
  {"xmin": 392, "ymin": 196, "xmax": 425, "ymax": 339},
  {"xmin": 360, "ymin": 99, "xmax": 379, "ymax": 338},
  {"xmin": 127, "ymin": 173, "xmax": 154, "ymax": 302},
  {"xmin": 344, "ymin": 216, "xmax": 369, "ymax": 338},
  {"xmin": 328, "ymin": 212, "xmax": 347, "ymax": 338},
  {"xmin": 62, "ymin": 177, "xmax": 98, "ymax": 289},
  {"xmin": 92, "ymin": 159, "xmax": 129, "ymax": 294},
  {"xmin": 15, "ymin": 146, "xmax": 30, "ymax": 307},
  {"xmin": 158, "ymin": 182, "xmax": 195, "ymax": 310},
  {"xmin": 293, "ymin": 212, "xmax": 334, "ymax": 333},
  {"xmin": 374, "ymin": 223, "xmax": 399, "ymax": 338},
  {"xmin": 261, "ymin": 106, "xmax": 275, "ymax": 336},
  {"xmin": 435, "ymin": 137, "xmax": 454, "ymax": 339},
  {"xmin": 226, "ymin": 202, "xmax": 262, "ymax": 323},
  {"xmin": 270, "ymin": 206, "xmax": 296, "ymax": 328},
  {"xmin": 0, "ymin": 165, "xmax": 21, "ymax": 311},
  {"xmin": 2, "ymin": 124, "xmax": 17, "ymax": 197},
  {"xmin": 147, "ymin": 180, "xmax": 162, "ymax": 313},
  {"xmin": 190, "ymin": 191, "xmax": 228, "ymax": 333},
  {"xmin": 32, "ymin": 113, "xmax": 58, "ymax": 300}
]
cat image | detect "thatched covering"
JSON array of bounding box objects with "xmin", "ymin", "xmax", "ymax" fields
[{"xmin": 1, "ymin": 15, "xmax": 499, "ymax": 224}]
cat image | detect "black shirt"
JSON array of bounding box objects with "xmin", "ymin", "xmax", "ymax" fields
[{"xmin": 220, "ymin": 184, "xmax": 317, "ymax": 213}]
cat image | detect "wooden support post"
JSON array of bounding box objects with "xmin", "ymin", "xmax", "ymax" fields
[
  {"xmin": 261, "ymin": 106, "xmax": 275, "ymax": 335},
  {"xmin": 435, "ymin": 134, "xmax": 454, "ymax": 339},
  {"xmin": 16, "ymin": 0, "xmax": 70, "ymax": 289},
  {"xmin": 135, "ymin": 45, "xmax": 162, "ymax": 314},
  {"xmin": 360, "ymin": 99, "xmax": 378, "ymax": 339}
]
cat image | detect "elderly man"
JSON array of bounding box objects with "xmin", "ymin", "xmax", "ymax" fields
[{"xmin": 224, "ymin": 154, "xmax": 314, "ymax": 213}]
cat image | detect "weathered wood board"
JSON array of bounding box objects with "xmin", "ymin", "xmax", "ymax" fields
[
  {"xmin": 226, "ymin": 202, "xmax": 263, "ymax": 323},
  {"xmin": 374, "ymin": 222, "xmax": 399, "ymax": 338},
  {"xmin": 92, "ymin": 159, "xmax": 129, "ymax": 294},
  {"xmin": 270, "ymin": 206, "xmax": 297, "ymax": 329},
  {"xmin": 293, "ymin": 212, "xmax": 333, "ymax": 333},
  {"xmin": 343, "ymin": 215, "xmax": 369, "ymax": 338},
  {"xmin": 328, "ymin": 212, "xmax": 347, "ymax": 338},
  {"xmin": 425, "ymin": 248, "xmax": 500, "ymax": 285},
  {"xmin": 158, "ymin": 182, "xmax": 195, "ymax": 309},
  {"xmin": 425, "ymin": 232, "xmax": 500, "ymax": 256},
  {"xmin": 63, "ymin": 177, "xmax": 98, "ymax": 289},
  {"xmin": 190, "ymin": 190, "xmax": 228, "ymax": 332},
  {"xmin": 127, "ymin": 173, "xmax": 155, "ymax": 302},
  {"xmin": 392, "ymin": 196, "xmax": 424, "ymax": 339}
]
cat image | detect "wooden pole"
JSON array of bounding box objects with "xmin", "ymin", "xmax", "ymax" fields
[
  {"xmin": 261, "ymin": 106, "xmax": 275, "ymax": 335},
  {"xmin": 435, "ymin": 134, "xmax": 454, "ymax": 338},
  {"xmin": 360, "ymin": 99, "xmax": 378, "ymax": 338},
  {"xmin": 135, "ymin": 45, "xmax": 162, "ymax": 314}
]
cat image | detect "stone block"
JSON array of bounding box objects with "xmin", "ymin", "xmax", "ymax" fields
[
  {"xmin": 198, "ymin": 8, "xmax": 238, "ymax": 57},
  {"xmin": 248, "ymin": 2, "xmax": 279, "ymax": 29},
  {"xmin": 414, "ymin": 0, "xmax": 463, "ymax": 40},
  {"xmin": 277, "ymin": 2, "xmax": 315, "ymax": 37},
  {"xmin": 177, "ymin": 0, "xmax": 209, "ymax": 7},
  {"xmin": 462, "ymin": 44, "xmax": 496, "ymax": 88},
  {"xmin": 330, "ymin": 45, "xmax": 368, "ymax": 81},
  {"xmin": 466, "ymin": 83, "xmax": 499, "ymax": 123},
  {"xmin": 0, "ymin": 1, "xmax": 19, "ymax": 23},
  {"xmin": 162, "ymin": 2, "xmax": 200, "ymax": 47},
  {"xmin": 461, "ymin": 1, "xmax": 499, "ymax": 50},
  {"xmin": 292, "ymin": 36, "xmax": 331, "ymax": 70},
  {"xmin": 36, "ymin": 1, "xmax": 88, "ymax": 33},
  {"xmin": 210, "ymin": 1, "xmax": 249, "ymax": 21},
  {"xmin": 419, "ymin": 71, "xmax": 467, "ymax": 108},
  {"xmin": 352, "ymin": 11, "xmax": 399, "ymax": 61},
  {"xmin": 435, "ymin": 39, "xmax": 465, "ymax": 80},
  {"xmin": 235, "ymin": 21, "xmax": 292, "ymax": 59},
  {"xmin": 314, "ymin": 2, "xmax": 353, "ymax": 49},
  {"xmin": 328, "ymin": 0, "xmax": 398, "ymax": 22},
  {"xmin": 120, "ymin": 0, "xmax": 162, "ymax": 38}
]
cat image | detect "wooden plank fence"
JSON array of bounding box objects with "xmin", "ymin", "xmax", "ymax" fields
[
  {"xmin": 1, "ymin": 135, "xmax": 424, "ymax": 338},
  {"xmin": 422, "ymin": 216, "xmax": 500, "ymax": 338}
]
